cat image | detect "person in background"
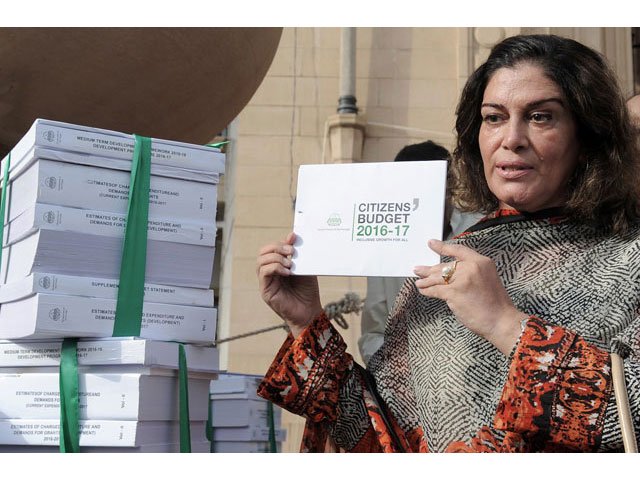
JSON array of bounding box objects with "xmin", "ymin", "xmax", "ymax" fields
[
  {"xmin": 358, "ymin": 141, "xmax": 482, "ymax": 365},
  {"xmin": 256, "ymin": 34, "xmax": 640, "ymax": 452}
]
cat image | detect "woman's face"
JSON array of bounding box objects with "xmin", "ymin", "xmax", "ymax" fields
[{"xmin": 479, "ymin": 63, "xmax": 581, "ymax": 212}]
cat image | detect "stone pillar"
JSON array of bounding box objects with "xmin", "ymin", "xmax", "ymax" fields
[{"xmin": 327, "ymin": 112, "xmax": 367, "ymax": 163}]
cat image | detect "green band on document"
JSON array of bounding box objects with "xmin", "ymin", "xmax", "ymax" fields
[
  {"xmin": 267, "ymin": 401, "xmax": 277, "ymax": 453},
  {"xmin": 0, "ymin": 153, "xmax": 11, "ymax": 270},
  {"xmin": 206, "ymin": 396, "xmax": 214, "ymax": 450},
  {"xmin": 179, "ymin": 344, "xmax": 192, "ymax": 452},
  {"xmin": 59, "ymin": 338, "xmax": 80, "ymax": 453},
  {"xmin": 113, "ymin": 135, "xmax": 151, "ymax": 336}
]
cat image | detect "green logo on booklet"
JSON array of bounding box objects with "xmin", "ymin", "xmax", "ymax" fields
[{"xmin": 327, "ymin": 213, "xmax": 342, "ymax": 226}]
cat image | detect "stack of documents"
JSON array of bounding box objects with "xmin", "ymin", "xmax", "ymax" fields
[
  {"xmin": 0, "ymin": 118, "xmax": 224, "ymax": 341},
  {"xmin": 0, "ymin": 337, "xmax": 219, "ymax": 451},
  {"xmin": 209, "ymin": 373, "xmax": 286, "ymax": 453},
  {"xmin": 0, "ymin": 274, "xmax": 217, "ymax": 343},
  {"xmin": 0, "ymin": 119, "xmax": 225, "ymax": 452}
]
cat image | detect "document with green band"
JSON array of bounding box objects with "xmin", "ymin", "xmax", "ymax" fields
[
  {"xmin": 59, "ymin": 338, "xmax": 79, "ymax": 453},
  {"xmin": 113, "ymin": 134, "xmax": 151, "ymax": 337},
  {"xmin": 0, "ymin": 153, "xmax": 10, "ymax": 270},
  {"xmin": 179, "ymin": 344, "xmax": 191, "ymax": 452}
]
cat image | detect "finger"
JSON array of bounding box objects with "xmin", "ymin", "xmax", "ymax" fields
[
  {"xmin": 257, "ymin": 262, "xmax": 291, "ymax": 284},
  {"xmin": 416, "ymin": 284, "xmax": 449, "ymax": 301},
  {"xmin": 413, "ymin": 264, "xmax": 445, "ymax": 279},
  {"xmin": 257, "ymin": 252, "xmax": 292, "ymax": 272},
  {"xmin": 257, "ymin": 232, "xmax": 296, "ymax": 257},
  {"xmin": 414, "ymin": 273, "xmax": 444, "ymax": 289},
  {"xmin": 258, "ymin": 240, "xmax": 294, "ymax": 257},
  {"xmin": 415, "ymin": 261, "xmax": 461, "ymax": 287},
  {"xmin": 428, "ymin": 239, "xmax": 479, "ymax": 261}
]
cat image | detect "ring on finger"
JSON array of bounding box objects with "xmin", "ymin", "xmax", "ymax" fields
[{"xmin": 441, "ymin": 260, "xmax": 458, "ymax": 285}]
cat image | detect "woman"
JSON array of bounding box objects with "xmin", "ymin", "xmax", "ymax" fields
[{"xmin": 256, "ymin": 34, "xmax": 640, "ymax": 452}]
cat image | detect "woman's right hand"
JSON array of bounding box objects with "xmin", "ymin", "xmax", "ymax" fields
[{"xmin": 257, "ymin": 232, "xmax": 323, "ymax": 338}]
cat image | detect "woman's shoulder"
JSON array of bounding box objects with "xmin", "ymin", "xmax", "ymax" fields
[{"xmin": 453, "ymin": 207, "xmax": 568, "ymax": 238}]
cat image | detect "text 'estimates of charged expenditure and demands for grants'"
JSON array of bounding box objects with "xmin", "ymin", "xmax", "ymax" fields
[{"xmin": 353, "ymin": 199, "xmax": 419, "ymax": 242}]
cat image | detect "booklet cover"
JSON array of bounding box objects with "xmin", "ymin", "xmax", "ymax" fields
[
  {"xmin": 7, "ymin": 157, "xmax": 218, "ymax": 225},
  {"xmin": 209, "ymin": 373, "xmax": 263, "ymax": 400},
  {"xmin": 0, "ymin": 419, "xmax": 207, "ymax": 448},
  {"xmin": 0, "ymin": 272, "xmax": 214, "ymax": 307},
  {"xmin": 291, "ymin": 161, "xmax": 447, "ymax": 277},
  {"xmin": 5, "ymin": 202, "xmax": 216, "ymax": 248},
  {"xmin": 1, "ymin": 229, "xmax": 215, "ymax": 289},
  {"xmin": 0, "ymin": 373, "xmax": 211, "ymax": 420},
  {"xmin": 0, "ymin": 292, "xmax": 217, "ymax": 343},
  {"xmin": 0, "ymin": 337, "xmax": 219, "ymax": 372},
  {"xmin": 4, "ymin": 118, "xmax": 225, "ymax": 178},
  {"xmin": 210, "ymin": 399, "xmax": 282, "ymax": 428}
]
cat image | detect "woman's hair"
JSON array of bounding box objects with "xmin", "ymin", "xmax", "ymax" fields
[{"xmin": 452, "ymin": 34, "xmax": 640, "ymax": 233}]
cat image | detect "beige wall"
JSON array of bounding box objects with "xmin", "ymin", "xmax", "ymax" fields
[{"xmin": 216, "ymin": 27, "xmax": 634, "ymax": 452}]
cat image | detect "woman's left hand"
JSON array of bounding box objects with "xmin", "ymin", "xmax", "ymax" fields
[{"xmin": 413, "ymin": 239, "xmax": 526, "ymax": 356}]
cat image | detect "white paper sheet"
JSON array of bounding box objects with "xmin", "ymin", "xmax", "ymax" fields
[{"xmin": 291, "ymin": 161, "xmax": 447, "ymax": 277}]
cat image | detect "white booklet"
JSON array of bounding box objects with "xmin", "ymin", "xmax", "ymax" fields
[
  {"xmin": 0, "ymin": 373, "xmax": 211, "ymax": 421},
  {"xmin": 1, "ymin": 229, "xmax": 215, "ymax": 288},
  {"xmin": 291, "ymin": 161, "xmax": 447, "ymax": 277},
  {"xmin": 0, "ymin": 420, "xmax": 207, "ymax": 448},
  {"xmin": 0, "ymin": 292, "xmax": 217, "ymax": 343},
  {"xmin": 0, "ymin": 272, "xmax": 214, "ymax": 307},
  {"xmin": 209, "ymin": 373, "xmax": 263, "ymax": 400},
  {"xmin": 210, "ymin": 399, "xmax": 282, "ymax": 428},
  {"xmin": 4, "ymin": 118, "xmax": 225, "ymax": 178},
  {"xmin": 5, "ymin": 202, "xmax": 216, "ymax": 247},
  {"xmin": 0, "ymin": 337, "xmax": 219, "ymax": 372},
  {"xmin": 7, "ymin": 157, "xmax": 218, "ymax": 224}
]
